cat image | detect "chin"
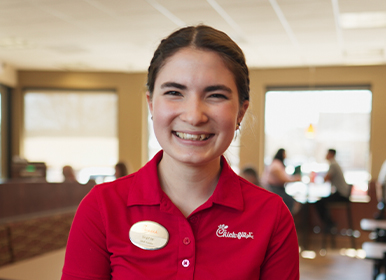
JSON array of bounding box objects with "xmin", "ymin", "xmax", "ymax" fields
[{"xmin": 178, "ymin": 151, "xmax": 222, "ymax": 167}]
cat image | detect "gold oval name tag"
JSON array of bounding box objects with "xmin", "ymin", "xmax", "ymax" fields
[{"xmin": 129, "ymin": 221, "xmax": 169, "ymax": 250}]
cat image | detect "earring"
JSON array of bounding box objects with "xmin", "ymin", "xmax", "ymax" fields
[
  {"xmin": 236, "ymin": 122, "xmax": 241, "ymax": 130},
  {"xmin": 151, "ymin": 116, "xmax": 153, "ymax": 120}
]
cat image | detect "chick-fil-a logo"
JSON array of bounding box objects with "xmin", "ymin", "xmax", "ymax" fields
[{"xmin": 216, "ymin": 224, "xmax": 254, "ymax": 240}]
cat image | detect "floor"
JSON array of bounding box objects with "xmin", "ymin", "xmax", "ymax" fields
[
  {"xmin": 0, "ymin": 247, "xmax": 375, "ymax": 280},
  {"xmin": 0, "ymin": 248, "xmax": 65, "ymax": 280},
  {"xmin": 300, "ymin": 249, "xmax": 373, "ymax": 280}
]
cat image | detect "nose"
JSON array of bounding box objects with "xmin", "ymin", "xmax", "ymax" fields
[{"xmin": 179, "ymin": 95, "xmax": 208, "ymax": 126}]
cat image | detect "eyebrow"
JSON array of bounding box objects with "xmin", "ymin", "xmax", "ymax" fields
[
  {"xmin": 161, "ymin": 82, "xmax": 232, "ymax": 93},
  {"xmin": 160, "ymin": 82, "xmax": 187, "ymax": 90},
  {"xmin": 204, "ymin": 85, "xmax": 232, "ymax": 94}
]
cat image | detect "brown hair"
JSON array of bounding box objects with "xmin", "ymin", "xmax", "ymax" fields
[
  {"xmin": 115, "ymin": 162, "xmax": 128, "ymax": 178},
  {"xmin": 146, "ymin": 25, "xmax": 250, "ymax": 106}
]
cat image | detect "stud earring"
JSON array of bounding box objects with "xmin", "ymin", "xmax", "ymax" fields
[{"xmin": 236, "ymin": 122, "xmax": 241, "ymax": 130}]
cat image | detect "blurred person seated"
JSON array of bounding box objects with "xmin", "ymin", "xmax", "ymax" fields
[
  {"xmin": 62, "ymin": 165, "xmax": 78, "ymax": 183},
  {"xmin": 375, "ymin": 159, "xmax": 386, "ymax": 219},
  {"xmin": 314, "ymin": 149, "xmax": 351, "ymax": 231},
  {"xmin": 240, "ymin": 166, "xmax": 260, "ymax": 186},
  {"xmin": 115, "ymin": 162, "xmax": 128, "ymax": 179},
  {"xmin": 262, "ymin": 148, "xmax": 301, "ymax": 215}
]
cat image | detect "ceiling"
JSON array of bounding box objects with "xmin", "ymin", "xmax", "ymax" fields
[{"xmin": 0, "ymin": 0, "xmax": 385, "ymax": 73}]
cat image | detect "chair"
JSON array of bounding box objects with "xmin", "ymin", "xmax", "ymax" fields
[
  {"xmin": 322, "ymin": 184, "xmax": 356, "ymax": 249},
  {"xmin": 363, "ymin": 242, "xmax": 386, "ymax": 280}
]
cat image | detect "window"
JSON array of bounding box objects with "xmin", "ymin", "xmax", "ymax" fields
[
  {"xmin": 264, "ymin": 88, "xmax": 372, "ymax": 199},
  {"xmin": 23, "ymin": 90, "xmax": 118, "ymax": 183}
]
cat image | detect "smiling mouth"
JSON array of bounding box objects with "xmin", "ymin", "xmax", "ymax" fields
[{"xmin": 174, "ymin": 132, "xmax": 212, "ymax": 141}]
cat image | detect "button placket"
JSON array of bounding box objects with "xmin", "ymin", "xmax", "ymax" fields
[{"xmin": 177, "ymin": 216, "xmax": 196, "ymax": 278}]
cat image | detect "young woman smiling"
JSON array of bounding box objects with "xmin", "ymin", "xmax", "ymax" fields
[{"xmin": 62, "ymin": 25, "xmax": 299, "ymax": 280}]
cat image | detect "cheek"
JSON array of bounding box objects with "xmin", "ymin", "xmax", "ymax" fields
[
  {"xmin": 152, "ymin": 102, "xmax": 177, "ymax": 128},
  {"xmin": 217, "ymin": 105, "xmax": 239, "ymax": 125}
]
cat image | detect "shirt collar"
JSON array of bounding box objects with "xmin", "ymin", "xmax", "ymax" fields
[
  {"xmin": 127, "ymin": 150, "xmax": 244, "ymax": 212},
  {"xmin": 127, "ymin": 150, "xmax": 164, "ymax": 206},
  {"xmin": 209, "ymin": 156, "xmax": 244, "ymax": 211}
]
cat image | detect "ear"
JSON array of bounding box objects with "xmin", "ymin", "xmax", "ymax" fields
[
  {"xmin": 237, "ymin": 100, "xmax": 249, "ymax": 123},
  {"xmin": 146, "ymin": 91, "xmax": 153, "ymax": 115}
]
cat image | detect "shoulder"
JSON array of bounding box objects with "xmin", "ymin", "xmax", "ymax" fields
[
  {"xmin": 238, "ymin": 176, "xmax": 284, "ymax": 206},
  {"xmin": 80, "ymin": 173, "xmax": 137, "ymax": 212},
  {"xmin": 92, "ymin": 173, "xmax": 135, "ymax": 195},
  {"xmin": 270, "ymin": 160, "xmax": 284, "ymax": 170},
  {"xmin": 238, "ymin": 176, "xmax": 294, "ymax": 235},
  {"xmin": 328, "ymin": 160, "xmax": 338, "ymax": 171}
]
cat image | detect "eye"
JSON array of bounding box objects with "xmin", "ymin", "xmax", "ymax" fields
[
  {"xmin": 165, "ymin": 91, "xmax": 182, "ymax": 96},
  {"xmin": 209, "ymin": 93, "xmax": 228, "ymax": 99}
]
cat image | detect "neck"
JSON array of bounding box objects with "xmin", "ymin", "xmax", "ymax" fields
[{"xmin": 157, "ymin": 153, "xmax": 222, "ymax": 217}]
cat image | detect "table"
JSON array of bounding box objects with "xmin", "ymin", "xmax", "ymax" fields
[
  {"xmin": 285, "ymin": 181, "xmax": 331, "ymax": 250},
  {"xmin": 362, "ymin": 242, "xmax": 386, "ymax": 279},
  {"xmin": 363, "ymin": 242, "xmax": 386, "ymax": 259},
  {"xmin": 361, "ymin": 218, "xmax": 386, "ymax": 244},
  {"xmin": 361, "ymin": 219, "xmax": 386, "ymax": 231},
  {"xmin": 285, "ymin": 181, "xmax": 331, "ymax": 203},
  {"xmin": 361, "ymin": 219, "xmax": 386, "ymax": 279}
]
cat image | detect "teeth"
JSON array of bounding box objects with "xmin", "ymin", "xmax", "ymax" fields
[{"xmin": 176, "ymin": 132, "xmax": 210, "ymax": 141}]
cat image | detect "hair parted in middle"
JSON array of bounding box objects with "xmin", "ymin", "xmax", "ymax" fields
[{"xmin": 146, "ymin": 25, "xmax": 250, "ymax": 107}]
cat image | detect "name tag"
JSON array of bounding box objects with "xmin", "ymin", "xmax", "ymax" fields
[{"xmin": 129, "ymin": 221, "xmax": 169, "ymax": 250}]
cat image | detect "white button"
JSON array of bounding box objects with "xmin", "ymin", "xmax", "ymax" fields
[{"xmin": 182, "ymin": 259, "xmax": 190, "ymax": 267}]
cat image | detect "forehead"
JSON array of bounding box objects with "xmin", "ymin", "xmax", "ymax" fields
[{"xmin": 154, "ymin": 47, "xmax": 236, "ymax": 88}]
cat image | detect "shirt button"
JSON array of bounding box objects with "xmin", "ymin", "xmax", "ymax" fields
[
  {"xmin": 182, "ymin": 259, "xmax": 190, "ymax": 267},
  {"xmin": 189, "ymin": 216, "xmax": 198, "ymax": 224},
  {"xmin": 183, "ymin": 237, "xmax": 191, "ymax": 245}
]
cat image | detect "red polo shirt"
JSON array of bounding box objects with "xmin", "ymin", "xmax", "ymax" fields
[{"xmin": 62, "ymin": 151, "xmax": 299, "ymax": 279}]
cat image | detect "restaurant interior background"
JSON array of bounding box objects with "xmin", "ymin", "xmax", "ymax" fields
[{"xmin": 1, "ymin": 0, "xmax": 386, "ymax": 278}]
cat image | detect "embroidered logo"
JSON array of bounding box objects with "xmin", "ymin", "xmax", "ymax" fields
[{"xmin": 216, "ymin": 224, "xmax": 254, "ymax": 240}]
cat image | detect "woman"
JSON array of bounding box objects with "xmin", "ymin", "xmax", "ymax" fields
[
  {"xmin": 263, "ymin": 148, "xmax": 301, "ymax": 214},
  {"xmin": 114, "ymin": 162, "xmax": 128, "ymax": 179},
  {"xmin": 61, "ymin": 25, "xmax": 299, "ymax": 279}
]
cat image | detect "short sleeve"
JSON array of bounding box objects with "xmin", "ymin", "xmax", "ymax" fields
[{"xmin": 61, "ymin": 189, "xmax": 111, "ymax": 280}]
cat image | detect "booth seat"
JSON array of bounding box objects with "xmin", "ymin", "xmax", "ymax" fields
[{"xmin": 0, "ymin": 181, "xmax": 95, "ymax": 266}]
